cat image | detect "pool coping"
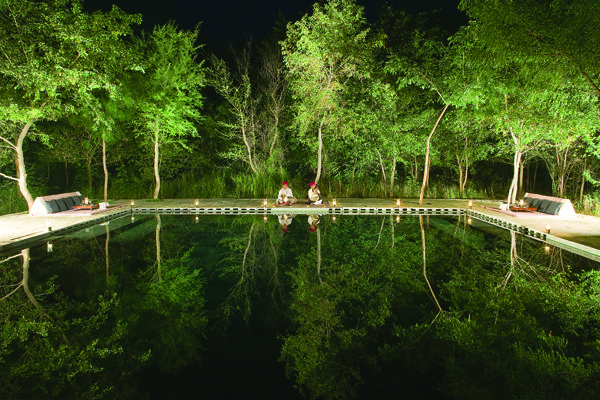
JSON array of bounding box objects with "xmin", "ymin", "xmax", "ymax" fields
[{"xmin": 1, "ymin": 198, "xmax": 599, "ymax": 262}]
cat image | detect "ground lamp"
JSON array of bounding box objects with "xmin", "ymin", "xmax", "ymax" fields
[
  {"xmin": 396, "ymin": 199, "xmax": 401, "ymax": 207},
  {"xmin": 545, "ymin": 245, "xmax": 551, "ymax": 253},
  {"xmin": 131, "ymin": 215, "xmax": 135, "ymax": 222},
  {"xmin": 263, "ymin": 199, "xmax": 268, "ymax": 208},
  {"xmin": 332, "ymin": 215, "xmax": 337, "ymax": 222},
  {"xmin": 195, "ymin": 215, "xmax": 199, "ymax": 223},
  {"xmin": 467, "ymin": 217, "xmax": 472, "ymax": 225},
  {"xmin": 195, "ymin": 199, "xmax": 199, "ymax": 207},
  {"xmin": 332, "ymin": 198, "xmax": 337, "ymax": 207},
  {"xmin": 396, "ymin": 215, "xmax": 400, "ymax": 224},
  {"xmin": 130, "ymin": 200, "xmax": 134, "ymax": 209},
  {"xmin": 263, "ymin": 215, "xmax": 268, "ymax": 222},
  {"xmin": 47, "ymin": 242, "xmax": 53, "ymax": 253},
  {"xmin": 468, "ymin": 200, "xmax": 473, "ymax": 209}
]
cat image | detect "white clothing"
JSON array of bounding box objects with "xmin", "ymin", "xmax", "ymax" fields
[
  {"xmin": 278, "ymin": 187, "xmax": 295, "ymax": 202},
  {"xmin": 308, "ymin": 188, "xmax": 321, "ymax": 203}
]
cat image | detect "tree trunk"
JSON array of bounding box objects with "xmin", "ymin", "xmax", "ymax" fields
[
  {"xmin": 269, "ymin": 115, "xmax": 279, "ymax": 158},
  {"xmin": 518, "ymin": 158, "xmax": 524, "ymax": 197},
  {"xmin": 315, "ymin": 120, "xmax": 324, "ymax": 185},
  {"xmin": 378, "ymin": 151, "xmax": 387, "ymax": 184},
  {"xmin": 457, "ymin": 154, "xmax": 464, "ymax": 196},
  {"xmin": 102, "ymin": 139, "xmax": 108, "ymax": 203},
  {"xmin": 463, "ymin": 163, "xmax": 469, "ymax": 195},
  {"xmin": 242, "ymin": 122, "xmax": 258, "ymax": 175},
  {"xmin": 507, "ymin": 129, "xmax": 521, "ymax": 205},
  {"xmin": 16, "ymin": 123, "xmax": 34, "ymax": 210},
  {"xmin": 390, "ymin": 157, "xmax": 396, "ymax": 197},
  {"xmin": 153, "ymin": 126, "xmax": 161, "ymax": 199},
  {"xmin": 419, "ymin": 104, "xmax": 450, "ymax": 205}
]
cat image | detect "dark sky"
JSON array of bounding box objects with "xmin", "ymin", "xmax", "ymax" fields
[{"xmin": 84, "ymin": 0, "xmax": 465, "ymax": 49}]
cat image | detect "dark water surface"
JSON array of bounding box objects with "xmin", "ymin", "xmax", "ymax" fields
[{"xmin": 2, "ymin": 214, "xmax": 600, "ymax": 400}]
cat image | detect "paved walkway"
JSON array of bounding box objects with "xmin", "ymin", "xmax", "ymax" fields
[{"xmin": 1, "ymin": 198, "xmax": 600, "ymax": 260}]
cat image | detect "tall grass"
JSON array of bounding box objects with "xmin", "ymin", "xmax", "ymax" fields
[
  {"xmin": 0, "ymin": 170, "xmax": 503, "ymax": 216},
  {"xmin": 0, "ymin": 183, "xmax": 28, "ymax": 215},
  {"xmin": 576, "ymin": 193, "xmax": 600, "ymax": 216}
]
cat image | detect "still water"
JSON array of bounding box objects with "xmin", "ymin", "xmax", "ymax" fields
[{"xmin": 1, "ymin": 214, "xmax": 600, "ymax": 400}]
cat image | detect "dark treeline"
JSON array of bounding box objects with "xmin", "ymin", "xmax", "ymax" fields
[{"xmin": 1, "ymin": 0, "xmax": 599, "ymax": 214}]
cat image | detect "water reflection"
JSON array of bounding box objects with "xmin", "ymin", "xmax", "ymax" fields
[{"xmin": 0, "ymin": 215, "xmax": 599, "ymax": 399}]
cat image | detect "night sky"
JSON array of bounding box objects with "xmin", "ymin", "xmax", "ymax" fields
[{"xmin": 84, "ymin": 0, "xmax": 465, "ymax": 49}]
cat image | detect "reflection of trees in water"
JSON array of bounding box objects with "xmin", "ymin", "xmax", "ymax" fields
[
  {"xmin": 216, "ymin": 216, "xmax": 290, "ymax": 330},
  {"xmin": 281, "ymin": 216, "xmax": 600, "ymax": 400},
  {"xmin": 0, "ymin": 215, "xmax": 210, "ymax": 398},
  {"xmin": 0, "ymin": 248, "xmax": 144, "ymax": 399}
]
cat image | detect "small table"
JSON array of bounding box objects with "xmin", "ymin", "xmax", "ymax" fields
[{"xmin": 72, "ymin": 204, "xmax": 99, "ymax": 211}]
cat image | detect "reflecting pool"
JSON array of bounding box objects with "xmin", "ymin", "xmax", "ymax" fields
[{"xmin": 1, "ymin": 214, "xmax": 600, "ymax": 400}]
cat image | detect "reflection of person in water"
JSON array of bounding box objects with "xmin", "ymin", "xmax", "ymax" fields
[
  {"xmin": 279, "ymin": 214, "xmax": 295, "ymax": 232},
  {"xmin": 276, "ymin": 181, "xmax": 296, "ymax": 205},
  {"xmin": 308, "ymin": 214, "xmax": 320, "ymax": 232}
]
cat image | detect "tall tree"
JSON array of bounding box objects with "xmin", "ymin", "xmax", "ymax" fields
[
  {"xmin": 282, "ymin": 0, "xmax": 382, "ymax": 184},
  {"xmin": 0, "ymin": 0, "xmax": 140, "ymax": 210},
  {"xmin": 134, "ymin": 22, "xmax": 205, "ymax": 199}
]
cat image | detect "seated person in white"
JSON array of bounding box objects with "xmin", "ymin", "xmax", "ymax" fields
[
  {"xmin": 307, "ymin": 182, "xmax": 322, "ymax": 205},
  {"xmin": 276, "ymin": 181, "xmax": 297, "ymax": 205}
]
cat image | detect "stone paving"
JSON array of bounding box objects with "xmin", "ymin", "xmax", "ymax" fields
[{"xmin": 1, "ymin": 198, "xmax": 600, "ymax": 260}]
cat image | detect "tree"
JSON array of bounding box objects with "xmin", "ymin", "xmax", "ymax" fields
[
  {"xmin": 383, "ymin": 9, "xmax": 456, "ymax": 204},
  {"xmin": 0, "ymin": 0, "xmax": 140, "ymax": 210},
  {"xmin": 457, "ymin": 0, "xmax": 600, "ymax": 201},
  {"xmin": 134, "ymin": 22, "xmax": 205, "ymax": 199},
  {"xmin": 282, "ymin": 0, "xmax": 382, "ymax": 184}
]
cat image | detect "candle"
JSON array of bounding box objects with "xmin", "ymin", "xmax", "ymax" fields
[
  {"xmin": 468, "ymin": 200, "xmax": 473, "ymax": 208},
  {"xmin": 396, "ymin": 199, "xmax": 401, "ymax": 207},
  {"xmin": 47, "ymin": 242, "xmax": 53, "ymax": 253},
  {"xmin": 546, "ymin": 224, "xmax": 551, "ymax": 234},
  {"xmin": 332, "ymin": 199, "xmax": 337, "ymax": 207},
  {"xmin": 195, "ymin": 199, "xmax": 199, "ymax": 207}
]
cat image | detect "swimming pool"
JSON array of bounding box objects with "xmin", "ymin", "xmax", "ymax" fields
[{"xmin": 1, "ymin": 214, "xmax": 599, "ymax": 399}]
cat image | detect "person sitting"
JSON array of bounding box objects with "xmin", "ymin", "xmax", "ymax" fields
[
  {"xmin": 307, "ymin": 182, "xmax": 322, "ymax": 205},
  {"xmin": 276, "ymin": 181, "xmax": 296, "ymax": 205}
]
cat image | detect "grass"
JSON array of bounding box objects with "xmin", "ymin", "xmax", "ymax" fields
[{"xmin": 5, "ymin": 170, "xmax": 598, "ymax": 216}]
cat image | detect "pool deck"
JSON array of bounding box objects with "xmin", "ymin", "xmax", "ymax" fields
[{"xmin": 1, "ymin": 198, "xmax": 600, "ymax": 261}]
